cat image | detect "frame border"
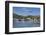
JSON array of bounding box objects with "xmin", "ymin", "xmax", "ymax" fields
[{"xmin": 5, "ymin": 1, "xmax": 45, "ymax": 34}]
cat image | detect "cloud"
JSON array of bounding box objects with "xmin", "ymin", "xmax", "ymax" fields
[{"xmin": 13, "ymin": 7, "xmax": 40, "ymax": 16}]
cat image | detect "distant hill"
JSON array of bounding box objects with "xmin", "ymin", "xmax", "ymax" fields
[{"xmin": 13, "ymin": 13, "xmax": 40, "ymax": 19}]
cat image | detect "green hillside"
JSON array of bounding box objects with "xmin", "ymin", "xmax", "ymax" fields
[{"xmin": 13, "ymin": 13, "xmax": 40, "ymax": 20}]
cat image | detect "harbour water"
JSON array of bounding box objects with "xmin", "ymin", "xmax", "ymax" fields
[{"xmin": 13, "ymin": 19, "xmax": 40, "ymax": 28}]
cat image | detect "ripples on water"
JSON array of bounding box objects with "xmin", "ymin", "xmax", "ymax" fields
[{"xmin": 13, "ymin": 19, "xmax": 40, "ymax": 28}]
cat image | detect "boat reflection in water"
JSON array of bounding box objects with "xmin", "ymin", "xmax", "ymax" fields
[{"xmin": 13, "ymin": 18, "xmax": 40, "ymax": 28}]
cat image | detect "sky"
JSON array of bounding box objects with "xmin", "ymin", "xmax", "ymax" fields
[{"xmin": 13, "ymin": 7, "xmax": 40, "ymax": 16}]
